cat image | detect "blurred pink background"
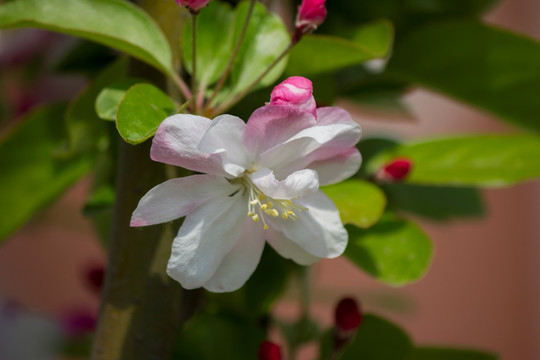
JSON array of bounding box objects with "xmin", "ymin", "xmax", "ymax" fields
[{"xmin": 1, "ymin": 0, "xmax": 539, "ymax": 359}]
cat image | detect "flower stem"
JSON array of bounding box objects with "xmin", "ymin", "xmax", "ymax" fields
[
  {"xmin": 211, "ymin": 41, "xmax": 294, "ymax": 117},
  {"xmin": 171, "ymin": 71, "xmax": 192, "ymax": 101},
  {"xmin": 205, "ymin": 0, "xmax": 257, "ymax": 110},
  {"xmin": 191, "ymin": 13, "xmax": 199, "ymax": 113}
]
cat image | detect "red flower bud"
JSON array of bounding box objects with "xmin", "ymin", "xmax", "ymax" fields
[
  {"xmin": 84, "ymin": 264, "xmax": 105, "ymax": 296},
  {"xmin": 377, "ymin": 158, "xmax": 413, "ymax": 181},
  {"xmin": 176, "ymin": 0, "xmax": 212, "ymax": 12},
  {"xmin": 258, "ymin": 341, "xmax": 282, "ymax": 360},
  {"xmin": 294, "ymin": 0, "xmax": 327, "ymax": 41},
  {"xmin": 61, "ymin": 309, "xmax": 97, "ymax": 337},
  {"xmin": 334, "ymin": 297, "xmax": 362, "ymax": 332}
]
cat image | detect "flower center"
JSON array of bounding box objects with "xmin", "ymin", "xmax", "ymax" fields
[{"xmin": 242, "ymin": 176, "xmax": 307, "ymax": 231}]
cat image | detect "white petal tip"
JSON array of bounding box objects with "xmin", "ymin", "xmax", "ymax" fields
[{"xmin": 130, "ymin": 218, "xmax": 147, "ymax": 227}]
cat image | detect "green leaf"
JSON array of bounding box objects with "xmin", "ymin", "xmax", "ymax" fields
[
  {"xmin": 116, "ymin": 83, "xmax": 177, "ymax": 144},
  {"xmin": 173, "ymin": 313, "xmax": 264, "ymax": 360},
  {"xmin": 228, "ymin": 2, "xmax": 290, "ymax": 95},
  {"xmin": 382, "ymin": 183, "xmax": 484, "ymax": 220},
  {"xmin": 345, "ymin": 214, "xmax": 433, "ymax": 285},
  {"xmin": 182, "ymin": 1, "xmax": 235, "ymax": 87},
  {"xmin": 286, "ymin": 20, "xmax": 393, "ymax": 76},
  {"xmin": 388, "ymin": 21, "xmax": 540, "ymax": 132},
  {"xmin": 367, "ymin": 135, "xmax": 540, "ymax": 187},
  {"xmin": 340, "ymin": 314, "xmax": 413, "ymax": 360},
  {"xmin": 406, "ymin": 347, "xmax": 498, "ymax": 360},
  {"xmin": 95, "ymin": 78, "xmax": 147, "ymax": 121},
  {"xmin": 356, "ymin": 137, "xmax": 400, "ymax": 178},
  {"xmin": 0, "ymin": 104, "xmax": 93, "ymax": 241},
  {"xmin": 65, "ymin": 58, "xmax": 127, "ymax": 154},
  {"xmin": 322, "ymin": 180, "xmax": 386, "ymax": 228},
  {"xmin": 0, "ymin": 0, "xmax": 173, "ymax": 76}
]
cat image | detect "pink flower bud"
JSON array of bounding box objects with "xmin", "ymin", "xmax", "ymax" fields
[
  {"xmin": 377, "ymin": 158, "xmax": 413, "ymax": 181},
  {"xmin": 294, "ymin": 0, "xmax": 327, "ymax": 41},
  {"xmin": 258, "ymin": 341, "xmax": 282, "ymax": 360},
  {"xmin": 176, "ymin": 0, "xmax": 212, "ymax": 12},
  {"xmin": 269, "ymin": 76, "xmax": 317, "ymax": 118},
  {"xmin": 335, "ymin": 297, "xmax": 362, "ymax": 332},
  {"xmin": 61, "ymin": 309, "xmax": 97, "ymax": 337}
]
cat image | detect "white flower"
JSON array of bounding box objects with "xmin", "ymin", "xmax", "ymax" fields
[{"xmin": 131, "ymin": 78, "xmax": 362, "ymax": 292}]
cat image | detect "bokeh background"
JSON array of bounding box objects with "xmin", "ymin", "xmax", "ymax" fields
[{"xmin": 1, "ymin": 0, "xmax": 539, "ymax": 358}]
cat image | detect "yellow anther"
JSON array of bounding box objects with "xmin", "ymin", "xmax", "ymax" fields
[
  {"xmin": 263, "ymin": 224, "xmax": 269, "ymax": 230},
  {"xmin": 266, "ymin": 201, "xmax": 274, "ymax": 207},
  {"xmin": 251, "ymin": 214, "xmax": 260, "ymax": 222},
  {"xmin": 270, "ymin": 209, "xmax": 279, "ymax": 217},
  {"xmin": 250, "ymin": 199, "xmax": 258, "ymax": 205},
  {"xmin": 261, "ymin": 204, "xmax": 268, "ymax": 210},
  {"xmin": 281, "ymin": 212, "xmax": 289, "ymax": 219},
  {"xmin": 247, "ymin": 211, "xmax": 255, "ymax": 217},
  {"xmin": 287, "ymin": 211, "xmax": 294, "ymax": 215}
]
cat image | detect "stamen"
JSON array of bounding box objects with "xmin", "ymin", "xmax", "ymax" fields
[{"xmin": 251, "ymin": 214, "xmax": 260, "ymax": 222}]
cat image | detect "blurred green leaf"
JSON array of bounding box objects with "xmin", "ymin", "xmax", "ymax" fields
[
  {"xmin": 116, "ymin": 83, "xmax": 177, "ymax": 144},
  {"xmin": 0, "ymin": 0, "xmax": 173, "ymax": 75},
  {"xmin": 95, "ymin": 78, "xmax": 148, "ymax": 121},
  {"xmin": 227, "ymin": 2, "xmax": 290, "ymax": 96},
  {"xmin": 356, "ymin": 137, "xmax": 399, "ymax": 178},
  {"xmin": 53, "ymin": 40, "xmax": 117, "ymax": 76},
  {"xmin": 182, "ymin": 1, "xmax": 234, "ymax": 87},
  {"xmin": 367, "ymin": 135, "xmax": 540, "ymax": 187},
  {"xmin": 65, "ymin": 58, "xmax": 127, "ymax": 155},
  {"xmin": 322, "ymin": 180, "xmax": 386, "ymax": 228},
  {"xmin": 406, "ymin": 347, "xmax": 498, "ymax": 360},
  {"xmin": 382, "ymin": 183, "xmax": 484, "ymax": 220},
  {"xmin": 0, "ymin": 104, "xmax": 93, "ymax": 241},
  {"xmin": 173, "ymin": 313, "xmax": 264, "ymax": 360},
  {"xmin": 345, "ymin": 214, "xmax": 432, "ymax": 285},
  {"xmin": 340, "ymin": 314, "xmax": 413, "ymax": 359},
  {"xmin": 388, "ymin": 21, "xmax": 540, "ymax": 132},
  {"xmin": 287, "ymin": 20, "xmax": 393, "ymax": 76}
]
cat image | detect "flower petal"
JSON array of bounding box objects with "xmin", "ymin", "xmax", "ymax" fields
[
  {"xmin": 266, "ymin": 230, "xmax": 320, "ymax": 265},
  {"xmin": 243, "ymin": 105, "xmax": 316, "ymax": 155},
  {"xmin": 167, "ymin": 192, "xmax": 246, "ymax": 289},
  {"xmin": 249, "ymin": 168, "xmax": 319, "ymax": 200},
  {"xmin": 130, "ymin": 174, "xmax": 237, "ymax": 227},
  {"xmin": 197, "ymin": 114, "xmax": 251, "ymax": 177},
  {"xmin": 203, "ymin": 219, "xmax": 266, "ymax": 292},
  {"xmin": 301, "ymin": 147, "xmax": 361, "ymax": 185},
  {"xmin": 151, "ymin": 114, "xmax": 225, "ymax": 175},
  {"xmin": 271, "ymin": 190, "xmax": 347, "ymax": 258}
]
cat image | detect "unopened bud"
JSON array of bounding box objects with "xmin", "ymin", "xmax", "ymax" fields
[
  {"xmin": 176, "ymin": 0, "xmax": 212, "ymax": 12},
  {"xmin": 335, "ymin": 297, "xmax": 362, "ymax": 332},
  {"xmin": 258, "ymin": 341, "xmax": 282, "ymax": 360},
  {"xmin": 294, "ymin": 0, "xmax": 327, "ymax": 42},
  {"xmin": 84, "ymin": 264, "xmax": 105, "ymax": 296},
  {"xmin": 269, "ymin": 76, "xmax": 317, "ymax": 118},
  {"xmin": 377, "ymin": 158, "xmax": 412, "ymax": 181},
  {"xmin": 61, "ymin": 310, "xmax": 97, "ymax": 337}
]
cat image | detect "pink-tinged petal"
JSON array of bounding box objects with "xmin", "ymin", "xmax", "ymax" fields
[
  {"xmin": 316, "ymin": 106, "xmax": 359, "ymax": 127},
  {"xmin": 266, "ymin": 230, "xmax": 319, "ymax": 265},
  {"xmin": 198, "ymin": 114, "xmax": 251, "ymax": 177},
  {"xmin": 151, "ymin": 114, "xmax": 225, "ymax": 175},
  {"xmin": 249, "ymin": 168, "xmax": 319, "ymax": 200},
  {"xmin": 307, "ymin": 147, "xmax": 362, "ymax": 185},
  {"xmin": 167, "ymin": 192, "xmax": 246, "ymax": 289},
  {"xmin": 130, "ymin": 175, "xmax": 237, "ymax": 227},
  {"xmin": 270, "ymin": 190, "xmax": 347, "ymax": 258},
  {"xmin": 244, "ymin": 105, "xmax": 316, "ymax": 155},
  {"xmin": 270, "ymin": 77, "xmax": 317, "ymax": 118},
  {"xmin": 259, "ymin": 122, "xmax": 361, "ymax": 172},
  {"xmin": 294, "ymin": 0, "xmax": 326, "ymax": 40},
  {"xmin": 203, "ymin": 219, "xmax": 265, "ymax": 292}
]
